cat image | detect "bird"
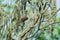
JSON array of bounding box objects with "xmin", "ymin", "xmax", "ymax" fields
[
  {"xmin": 16, "ymin": 15, "xmax": 28, "ymax": 31},
  {"xmin": 16, "ymin": 16, "xmax": 28, "ymax": 26}
]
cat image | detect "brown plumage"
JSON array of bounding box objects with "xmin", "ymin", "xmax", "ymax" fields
[{"xmin": 16, "ymin": 16, "xmax": 28, "ymax": 26}]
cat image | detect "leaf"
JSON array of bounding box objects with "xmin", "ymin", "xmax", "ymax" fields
[
  {"xmin": 1, "ymin": 4, "xmax": 7, "ymax": 7},
  {"xmin": 56, "ymin": 18, "xmax": 60, "ymax": 21},
  {"xmin": 12, "ymin": 17, "xmax": 16, "ymax": 23},
  {"xmin": 24, "ymin": 10, "xmax": 28, "ymax": 14},
  {"xmin": 57, "ymin": 28, "xmax": 60, "ymax": 35}
]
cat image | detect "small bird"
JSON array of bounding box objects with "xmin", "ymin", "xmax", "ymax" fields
[
  {"xmin": 16, "ymin": 16, "xmax": 28, "ymax": 30},
  {"xmin": 16, "ymin": 16, "xmax": 28, "ymax": 26}
]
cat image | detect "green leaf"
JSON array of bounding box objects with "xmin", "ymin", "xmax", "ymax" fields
[
  {"xmin": 24, "ymin": 10, "xmax": 28, "ymax": 14},
  {"xmin": 1, "ymin": 4, "xmax": 7, "ymax": 7},
  {"xmin": 57, "ymin": 28, "xmax": 60, "ymax": 35},
  {"xmin": 56, "ymin": 18, "xmax": 60, "ymax": 21},
  {"xmin": 12, "ymin": 17, "xmax": 16, "ymax": 23}
]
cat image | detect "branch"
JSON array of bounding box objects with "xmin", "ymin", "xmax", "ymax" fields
[
  {"xmin": 40, "ymin": 21, "xmax": 60, "ymax": 30},
  {"xmin": 47, "ymin": 8, "xmax": 60, "ymax": 21}
]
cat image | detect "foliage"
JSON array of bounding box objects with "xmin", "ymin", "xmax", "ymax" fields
[{"xmin": 0, "ymin": 0, "xmax": 60, "ymax": 40}]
